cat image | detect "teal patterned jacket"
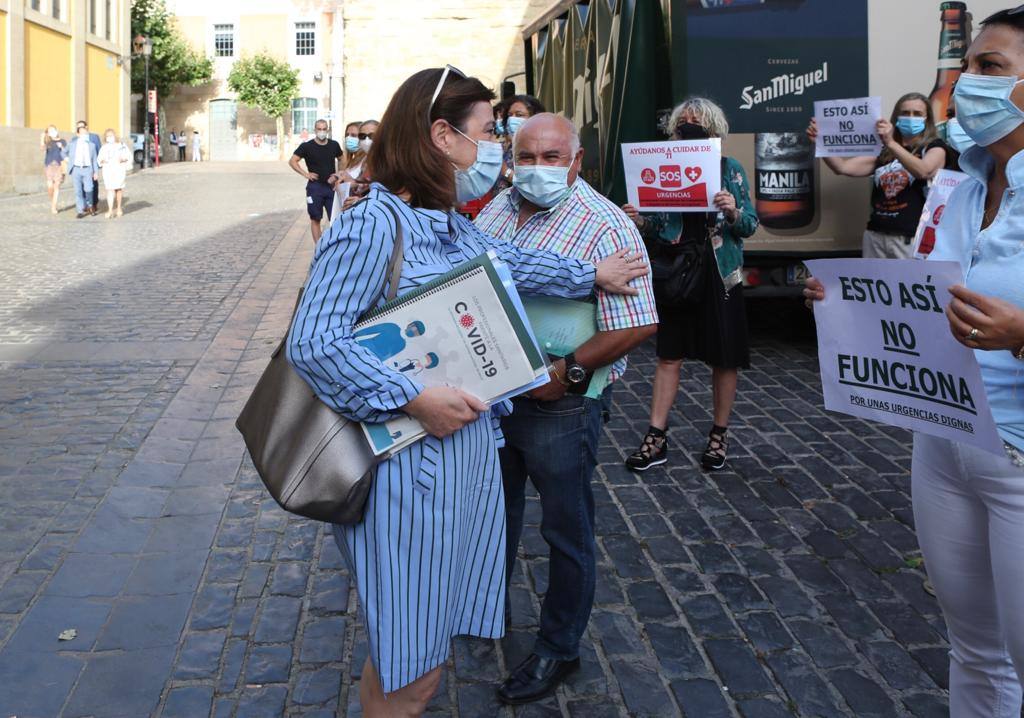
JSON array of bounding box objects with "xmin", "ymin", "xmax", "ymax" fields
[{"xmin": 638, "ymin": 156, "xmax": 759, "ymax": 292}]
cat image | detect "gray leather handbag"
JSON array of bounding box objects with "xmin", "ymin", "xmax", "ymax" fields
[{"xmin": 236, "ymin": 203, "xmax": 404, "ymax": 524}]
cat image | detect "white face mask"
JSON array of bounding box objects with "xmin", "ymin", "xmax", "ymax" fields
[
  {"xmin": 359, "ymin": 137, "xmax": 373, "ymax": 153},
  {"xmin": 106, "ymin": 136, "xmax": 116, "ymax": 144},
  {"xmin": 315, "ymin": 130, "xmax": 328, "ymax": 141},
  {"xmin": 47, "ymin": 129, "xmax": 58, "ymax": 139}
]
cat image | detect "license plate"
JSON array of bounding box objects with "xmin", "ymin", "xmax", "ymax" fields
[{"xmin": 787, "ymin": 263, "xmax": 810, "ymax": 285}]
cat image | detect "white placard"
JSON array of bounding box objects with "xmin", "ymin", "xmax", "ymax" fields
[
  {"xmin": 912, "ymin": 169, "xmax": 970, "ymax": 259},
  {"xmin": 806, "ymin": 258, "xmax": 1003, "ymax": 454},
  {"xmin": 814, "ymin": 97, "xmax": 883, "ymax": 157},
  {"xmin": 621, "ymin": 139, "xmax": 722, "ymax": 212}
]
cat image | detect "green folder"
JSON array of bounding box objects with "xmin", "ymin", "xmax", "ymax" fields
[{"xmin": 522, "ymin": 296, "xmax": 612, "ymax": 400}]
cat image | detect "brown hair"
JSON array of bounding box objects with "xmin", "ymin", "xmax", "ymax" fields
[
  {"xmin": 370, "ymin": 68, "xmax": 495, "ymax": 210},
  {"xmin": 879, "ymin": 92, "xmax": 940, "ymax": 164}
]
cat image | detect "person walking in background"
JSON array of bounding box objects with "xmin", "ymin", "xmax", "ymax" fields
[
  {"xmin": 287, "ymin": 66, "xmax": 646, "ymax": 717},
  {"xmin": 40, "ymin": 125, "xmax": 67, "ymax": 215},
  {"xmin": 191, "ymin": 131, "xmax": 202, "ymax": 162},
  {"xmin": 289, "ymin": 118, "xmax": 343, "ymax": 243},
  {"xmin": 97, "ymin": 129, "xmax": 130, "ymax": 218},
  {"xmin": 807, "ymin": 93, "xmax": 950, "ymax": 258},
  {"xmin": 475, "ymin": 113, "xmax": 657, "ymax": 705},
  {"xmin": 806, "ymin": 10, "xmax": 1024, "ymax": 714},
  {"xmin": 75, "ymin": 121, "xmax": 101, "ymax": 210},
  {"xmin": 63, "ymin": 124, "xmax": 99, "ymax": 218},
  {"xmin": 177, "ymin": 130, "xmax": 187, "ymax": 161},
  {"xmin": 168, "ymin": 129, "xmax": 178, "ymax": 159},
  {"xmin": 622, "ymin": 97, "xmax": 759, "ymax": 473}
]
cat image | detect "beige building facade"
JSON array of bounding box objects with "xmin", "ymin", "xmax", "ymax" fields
[{"xmin": 164, "ymin": 0, "xmax": 549, "ymax": 161}]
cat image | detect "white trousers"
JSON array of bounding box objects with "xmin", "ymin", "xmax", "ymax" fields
[
  {"xmin": 912, "ymin": 432, "xmax": 1024, "ymax": 717},
  {"xmin": 862, "ymin": 229, "xmax": 915, "ymax": 259}
]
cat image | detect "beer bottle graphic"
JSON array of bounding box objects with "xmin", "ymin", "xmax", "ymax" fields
[
  {"xmin": 755, "ymin": 132, "xmax": 815, "ymax": 231},
  {"xmin": 929, "ymin": 2, "xmax": 970, "ymax": 135}
]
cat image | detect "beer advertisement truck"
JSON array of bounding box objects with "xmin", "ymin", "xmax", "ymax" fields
[{"xmin": 520, "ymin": 0, "xmax": 1007, "ymax": 296}]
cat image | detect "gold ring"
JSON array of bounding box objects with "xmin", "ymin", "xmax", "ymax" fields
[{"xmin": 968, "ymin": 327, "xmax": 979, "ymax": 341}]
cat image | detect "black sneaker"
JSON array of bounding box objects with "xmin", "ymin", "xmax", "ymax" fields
[
  {"xmin": 626, "ymin": 426, "xmax": 668, "ymax": 471},
  {"xmin": 701, "ymin": 427, "xmax": 728, "ymax": 471}
]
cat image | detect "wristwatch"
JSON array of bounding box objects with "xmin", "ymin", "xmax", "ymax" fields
[{"xmin": 563, "ymin": 352, "xmax": 591, "ymax": 393}]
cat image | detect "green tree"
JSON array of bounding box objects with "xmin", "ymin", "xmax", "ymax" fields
[
  {"xmin": 130, "ymin": 0, "xmax": 213, "ymax": 99},
  {"xmin": 227, "ymin": 54, "xmax": 301, "ymax": 159}
]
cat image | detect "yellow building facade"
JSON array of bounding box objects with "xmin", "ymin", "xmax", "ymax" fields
[
  {"xmin": 0, "ymin": 0, "xmax": 132, "ymax": 192},
  {"xmin": 165, "ymin": 0, "xmax": 549, "ymax": 161}
]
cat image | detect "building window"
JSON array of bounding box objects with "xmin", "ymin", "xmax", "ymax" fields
[
  {"xmin": 30, "ymin": 0, "xmax": 40, "ymax": 11},
  {"xmin": 214, "ymin": 24, "xmax": 235, "ymax": 57},
  {"xmin": 52, "ymin": 0, "xmax": 62, "ymax": 19},
  {"xmin": 89, "ymin": 0, "xmax": 96, "ymax": 34},
  {"xmin": 295, "ymin": 22, "xmax": 315, "ymax": 56},
  {"xmin": 105, "ymin": 0, "xmax": 112, "ymax": 40},
  {"xmin": 291, "ymin": 98, "xmax": 318, "ymax": 135}
]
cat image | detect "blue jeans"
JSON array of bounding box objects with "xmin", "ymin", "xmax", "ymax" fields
[
  {"xmin": 70, "ymin": 167, "xmax": 95, "ymax": 213},
  {"xmin": 499, "ymin": 389, "xmax": 609, "ymax": 660}
]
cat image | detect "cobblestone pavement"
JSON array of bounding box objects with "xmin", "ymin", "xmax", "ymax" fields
[{"xmin": 0, "ymin": 163, "xmax": 949, "ymax": 717}]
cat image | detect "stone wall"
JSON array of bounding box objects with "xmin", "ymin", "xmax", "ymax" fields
[{"xmin": 340, "ymin": 0, "xmax": 550, "ymax": 121}]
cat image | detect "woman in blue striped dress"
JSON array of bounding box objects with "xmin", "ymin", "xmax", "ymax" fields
[{"xmin": 287, "ymin": 67, "xmax": 648, "ymax": 716}]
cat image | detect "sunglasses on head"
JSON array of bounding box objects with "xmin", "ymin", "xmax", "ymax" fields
[
  {"xmin": 428, "ymin": 65, "xmax": 467, "ymax": 121},
  {"xmin": 1009, "ymin": 3, "xmax": 1024, "ymax": 14}
]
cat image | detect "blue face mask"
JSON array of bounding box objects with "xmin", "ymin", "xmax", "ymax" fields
[
  {"xmin": 513, "ymin": 164, "xmax": 573, "ymax": 208},
  {"xmin": 344, "ymin": 136, "xmax": 359, "ymax": 153},
  {"xmin": 895, "ymin": 116, "xmax": 926, "ymax": 137},
  {"xmin": 451, "ymin": 126, "xmax": 503, "ymax": 203},
  {"xmin": 944, "ymin": 118, "xmax": 976, "ymax": 153},
  {"xmin": 506, "ymin": 116, "xmax": 526, "ymax": 135},
  {"xmin": 954, "ymin": 73, "xmax": 1024, "ymax": 147}
]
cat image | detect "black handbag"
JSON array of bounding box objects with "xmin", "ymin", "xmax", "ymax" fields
[{"xmin": 649, "ymin": 213, "xmax": 715, "ymax": 307}]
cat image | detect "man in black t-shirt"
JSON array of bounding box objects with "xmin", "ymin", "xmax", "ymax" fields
[{"xmin": 289, "ymin": 119, "xmax": 343, "ymax": 242}]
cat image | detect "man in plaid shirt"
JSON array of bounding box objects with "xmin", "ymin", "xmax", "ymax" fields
[{"xmin": 475, "ymin": 113, "xmax": 658, "ymax": 705}]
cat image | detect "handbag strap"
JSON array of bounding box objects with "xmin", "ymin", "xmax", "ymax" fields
[{"xmin": 278, "ymin": 197, "xmax": 405, "ymax": 357}]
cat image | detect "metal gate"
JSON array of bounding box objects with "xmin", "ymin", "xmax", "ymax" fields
[{"xmin": 209, "ymin": 99, "xmax": 238, "ymax": 161}]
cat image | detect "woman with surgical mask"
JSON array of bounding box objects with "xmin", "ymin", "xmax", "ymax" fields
[
  {"xmin": 807, "ymin": 93, "xmax": 950, "ymax": 258},
  {"xmin": 804, "ymin": 8, "xmax": 1024, "ymax": 715},
  {"xmin": 621, "ymin": 97, "xmax": 758, "ymax": 473},
  {"xmin": 341, "ymin": 120, "xmax": 361, "ymax": 167},
  {"xmin": 40, "ymin": 125, "xmax": 67, "ymax": 215},
  {"xmin": 286, "ymin": 66, "xmax": 647, "ymax": 717},
  {"xmin": 96, "ymin": 129, "xmax": 130, "ymax": 218},
  {"xmin": 494, "ymin": 94, "xmax": 545, "ymax": 192}
]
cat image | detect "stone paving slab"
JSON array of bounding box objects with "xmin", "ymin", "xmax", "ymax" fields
[{"xmin": 0, "ymin": 163, "xmax": 951, "ymax": 717}]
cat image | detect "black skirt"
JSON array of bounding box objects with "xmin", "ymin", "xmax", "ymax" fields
[{"xmin": 654, "ymin": 252, "xmax": 750, "ymax": 369}]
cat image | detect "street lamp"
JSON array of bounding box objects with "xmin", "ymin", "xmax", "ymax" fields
[
  {"xmin": 325, "ymin": 61, "xmax": 334, "ymax": 136},
  {"xmin": 134, "ymin": 35, "xmax": 153, "ymax": 168}
]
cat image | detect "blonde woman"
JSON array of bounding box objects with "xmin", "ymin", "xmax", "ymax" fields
[
  {"xmin": 97, "ymin": 129, "xmax": 130, "ymax": 217},
  {"xmin": 40, "ymin": 125, "xmax": 67, "ymax": 215}
]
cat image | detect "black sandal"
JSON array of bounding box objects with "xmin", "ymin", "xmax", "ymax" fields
[
  {"xmin": 701, "ymin": 426, "xmax": 728, "ymax": 471},
  {"xmin": 626, "ymin": 426, "xmax": 668, "ymax": 471}
]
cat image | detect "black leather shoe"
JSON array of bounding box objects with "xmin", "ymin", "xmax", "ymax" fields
[{"xmin": 496, "ymin": 653, "xmax": 580, "ymax": 705}]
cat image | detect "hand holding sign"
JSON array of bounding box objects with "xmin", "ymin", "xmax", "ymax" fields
[
  {"xmin": 805, "ymin": 258, "xmax": 1003, "ymax": 454},
  {"xmin": 814, "ymin": 97, "xmax": 883, "ymax": 157},
  {"xmin": 621, "ymin": 139, "xmax": 722, "ymax": 212}
]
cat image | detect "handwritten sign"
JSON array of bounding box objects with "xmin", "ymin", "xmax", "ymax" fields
[
  {"xmin": 913, "ymin": 169, "xmax": 970, "ymax": 259},
  {"xmin": 814, "ymin": 96, "xmax": 883, "ymax": 157},
  {"xmin": 621, "ymin": 139, "xmax": 722, "ymax": 212},
  {"xmin": 806, "ymin": 258, "xmax": 1003, "ymax": 454}
]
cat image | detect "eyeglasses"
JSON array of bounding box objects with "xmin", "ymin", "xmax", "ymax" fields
[
  {"xmin": 427, "ymin": 65, "xmax": 467, "ymax": 121},
  {"xmin": 358, "ymin": 132, "xmax": 375, "ymax": 140}
]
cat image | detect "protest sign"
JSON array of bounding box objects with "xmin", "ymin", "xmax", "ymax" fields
[
  {"xmin": 621, "ymin": 139, "xmax": 722, "ymax": 212},
  {"xmin": 806, "ymin": 258, "xmax": 1003, "ymax": 454},
  {"xmin": 813, "ymin": 96, "xmax": 883, "ymax": 157},
  {"xmin": 912, "ymin": 169, "xmax": 970, "ymax": 258}
]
